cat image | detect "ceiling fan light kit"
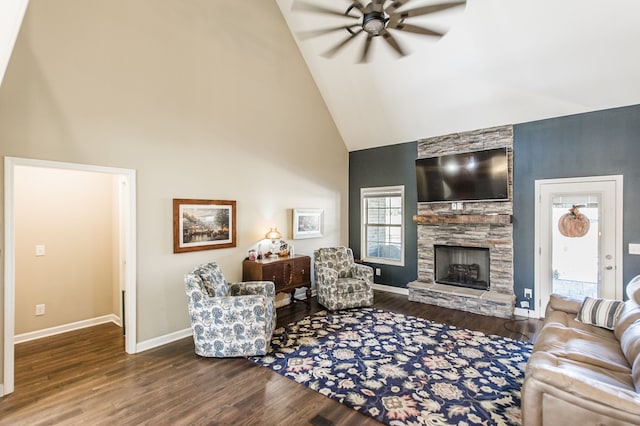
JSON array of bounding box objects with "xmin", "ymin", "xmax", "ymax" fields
[
  {"xmin": 362, "ymin": 11, "xmax": 386, "ymax": 35},
  {"xmin": 294, "ymin": 0, "xmax": 466, "ymax": 61}
]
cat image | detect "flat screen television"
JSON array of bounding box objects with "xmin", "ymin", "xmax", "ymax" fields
[{"xmin": 416, "ymin": 147, "xmax": 509, "ymax": 203}]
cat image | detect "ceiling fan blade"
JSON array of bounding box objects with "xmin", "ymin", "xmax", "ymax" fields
[
  {"xmin": 348, "ymin": 0, "xmax": 367, "ymax": 14},
  {"xmin": 322, "ymin": 29, "xmax": 363, "ymax": 58},
  {"xmin": 388, "ymin": 22, "xmax": 443, "ymax": 37},
  {"xmin": 394, "ymin": 1, "xmax": 465, "ymax": 19},
  {"xmin": 385, "ymin": 0, "xmax": 411, "ymax": 14},
  {"xmin": 359, "ymin": 35, "xmax": 374, "ymax": 63},
  {"xmin": 293, "ymin": 1, "xmax": 359, "ymax": 19},
  {"xmin": 380, "ymin": 29, "xmax": 406, "ymax": 57},
  {"xmin": 371, "ymin": 0, "xmax": 386, "ymax": 13},
  {"xmin": 297, "ymin": 24, "xmax": 361, "ymax": 40}
]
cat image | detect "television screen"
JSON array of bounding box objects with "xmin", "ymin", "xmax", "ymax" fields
[{"xmin": 416, "ymin": 147, "xmax": 509, "ymax": 203}]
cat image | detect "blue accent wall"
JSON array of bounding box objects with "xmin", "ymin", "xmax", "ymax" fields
[
  {"xmin": 349, "ymin": 142, "xmax": 418, "ymax": 287},
  {"xmin": 349, "ymin": 104, "xmax": 640, "ymax": 299},
  {"xmin": 513, "ymin": 104, "xmax": 640, "ymax": 302}
]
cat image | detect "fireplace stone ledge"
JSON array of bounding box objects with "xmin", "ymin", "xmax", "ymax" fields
[{"xmin": 408, "ymin": 281, "xmax": 515, "ymax": 319}]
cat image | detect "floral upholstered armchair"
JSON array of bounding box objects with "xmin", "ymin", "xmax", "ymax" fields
[
  {"xmin": 313, "ymin": 247, "xmax": 374, "ymax": 311},
  {"xmin": 184, "ymin": 262, "xmax": 276, "ymax": 357}
]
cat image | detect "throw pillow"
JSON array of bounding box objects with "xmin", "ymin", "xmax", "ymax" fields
[{"xmin": 576, "ymin": 297, "xmax": 624, "ymax": 330}]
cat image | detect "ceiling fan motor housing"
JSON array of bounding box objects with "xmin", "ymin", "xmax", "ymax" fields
[{"xmin": 362, "ymin": 10, "xmax": 387, "ymax": 35}]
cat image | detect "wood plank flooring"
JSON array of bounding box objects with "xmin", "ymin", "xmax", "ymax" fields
[{"xmin": 0, "ymin": 291, "xmax": 543, "ymax": 425}]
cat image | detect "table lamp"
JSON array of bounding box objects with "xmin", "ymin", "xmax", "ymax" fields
[{"xmin": 265, "ymin": 227, "xmax": 282, "ymax": 257}]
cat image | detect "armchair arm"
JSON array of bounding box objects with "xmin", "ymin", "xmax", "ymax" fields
[
  {"xmin": 228, "ymin": 281, "xmax": 275, "ymax": 298},
  {"xmin": 316, "ymin": 265, "xmax": 338, "ymax": 287},
  {"xmin": 351, "ymin": 263, "xmax": 373, "ymax": 283}
]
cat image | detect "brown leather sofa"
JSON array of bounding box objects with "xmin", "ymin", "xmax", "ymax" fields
[{"xmin": 522, "ymin": 275, "xmax": 640, "ymax": 426}]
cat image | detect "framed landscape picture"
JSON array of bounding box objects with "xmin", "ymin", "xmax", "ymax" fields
[
  {"xmin": 292, "ymin": 208, "xmax": 324, "ymax": 239},
  {"xmin": 173, "ymin": 199, "xmax": 236, "ymax": 253}
]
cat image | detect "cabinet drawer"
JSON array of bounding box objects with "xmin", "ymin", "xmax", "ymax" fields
[
  {"xmin": 287, "ymin": 260, "xmax": 309, "ymax": 285},
  {"xmin": 262, "ymin": 264, "xmax": 283, "ymax": 286}
]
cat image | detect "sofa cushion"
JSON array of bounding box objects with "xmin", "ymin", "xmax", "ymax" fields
[
  {"xmin": 620, "ymin": 319, "xmax": 640, "ymax": 392},
  {"xmin": 615, "ymin": 276, "xmax": 640, "ymax": 340},
  {"xmin": 544, "ymin": 310, "xmax": 615, "ymax": 339},
  {"xmin": 533, "ymin": 323, "xmax": 630, "ymax": 373},
  {"xmin": 336, "ymin": 278, "xmax": 371, "ymax": 295},
  {"xmin": 576, "ymin": 296, "xmax": 624, "ymax": 330}
]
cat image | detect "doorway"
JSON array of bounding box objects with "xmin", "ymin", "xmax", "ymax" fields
[
  {"xmin": 3, "ymin": 157, "xmax": 137, "ymax": 395},
  {"xmin": 535, "ymin": 175, "xmax": 623, "ymax": 317}
]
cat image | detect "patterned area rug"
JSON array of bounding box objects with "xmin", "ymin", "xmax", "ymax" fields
[{"xmin": 250, "ymin": 308, "xmax": 532, "ymax": 425}]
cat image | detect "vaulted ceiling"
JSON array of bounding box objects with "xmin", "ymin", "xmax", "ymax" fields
[{"xmin": 276, "ymin": 0, "xmax": 640, "ymax": 151}]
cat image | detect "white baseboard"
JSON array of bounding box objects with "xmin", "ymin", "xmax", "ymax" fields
[
  {"xmin": 14, "ymin": 314, "xmax": 120, "ymax": 344},
  {"xmin": 372, "ymin": 283, "xmax": 409, "ymax": 296},
  {"xmin": 513, "ymin": 307, "xmax": 539, "ymax": 318},
  {"xmin": 134, "ymin": 285, "xmax": 407, "ymax": 353},
  {"xmin": 136, "ymin": 327, "xmax": 192, "ymax": 353}
]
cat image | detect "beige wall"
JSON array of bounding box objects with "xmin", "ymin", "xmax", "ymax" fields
[
  {"xmin": 15, "ymin": 166, "xmax": 119, "ymax": 334},
  {"xmin": 0, "ymin": 0, "xmax": 348, "ymax": 386}
]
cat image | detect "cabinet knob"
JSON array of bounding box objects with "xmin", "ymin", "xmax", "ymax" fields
[
  {"xmin": 301, "ymin": 269, "xmax": 305, "ymax": 275},
  {"xmin": 272, "ymin": 276, "xmax": 276, "ymax": 282}
]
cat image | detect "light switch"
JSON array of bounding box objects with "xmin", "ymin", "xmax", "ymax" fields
[
  {"xmin": 35, "ymin": 245, "xmax": 45, "ymax": 256},
  {"xmin": 629, "ymin": 243, "xmax": 640, "ymax": 255}
]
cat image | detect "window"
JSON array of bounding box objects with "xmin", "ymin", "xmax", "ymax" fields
[{"xmin": 361, "ymin": 186, "xmax": 404, "ymax": 266}]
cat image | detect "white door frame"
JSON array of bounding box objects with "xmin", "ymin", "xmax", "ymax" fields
[
  {"xmin": 534, "ymin": 175, "xmax": 623, "ymax": 316},
  {"xmin": 3, "ymin": 156, "xmax": 137, "ymax": 395}
]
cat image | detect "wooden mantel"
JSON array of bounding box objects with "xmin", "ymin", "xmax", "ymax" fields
[{"xmin": 413, "ymin": 214, "xmax": 512, "ymax": 225}]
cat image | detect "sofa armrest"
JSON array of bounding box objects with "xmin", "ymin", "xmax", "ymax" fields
[
  {"xmin": 228, "ymin": 281, "xmax": 275, "ymax": 298},
  {"xmin": 351, "ymin": 263, "xmax": 373, "ymax": 283},
  {"xmin": 547, "ymin": 293, "xmax": 583, "ymax": 316},
  {"xmin": 524, "ymin": 352, "xmax": 640, "ymax": 418}
]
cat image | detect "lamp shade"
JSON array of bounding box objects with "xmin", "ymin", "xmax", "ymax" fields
[{"xmin": 265, "ymin": 227, "xmax": 282, "ymax": 240}]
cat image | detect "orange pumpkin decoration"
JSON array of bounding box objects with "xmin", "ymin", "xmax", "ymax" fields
[{"xmin": 558, "ymin": 205, "xmax": 590, "ymax": 237}]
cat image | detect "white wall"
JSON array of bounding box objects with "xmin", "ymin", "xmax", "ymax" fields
[{"xmin": 0, "ymin": 0, "xmax": 348, "ymax": 387}]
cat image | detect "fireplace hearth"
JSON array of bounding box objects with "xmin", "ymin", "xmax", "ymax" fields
[{"xmin": 434, "ymin": 245, "xmax": 489, "ymax": 291}]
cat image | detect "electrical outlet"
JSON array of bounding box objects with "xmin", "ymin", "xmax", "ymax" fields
[
  {"xmin": 35, "ymin": 304, "xmax": 45, "ymax": 316},
  {"xmin": 375, "ymin": 268, "xmax": 381, "ymax": 276},
  {"xmin": 524, "ymin": 288, "xmax": 532, "ymax": 298},
  {"xmin": 35, "ymin": 244, "xmax": 46, "ymax": 256},
  {"xmin": 520, "ymin": 300, "xmax": 530, "ymax": 308}
]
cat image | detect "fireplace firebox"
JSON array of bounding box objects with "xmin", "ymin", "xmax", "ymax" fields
[{"xmin": 434, "ymin": 245, "xmax": 490, "ymax": 291}]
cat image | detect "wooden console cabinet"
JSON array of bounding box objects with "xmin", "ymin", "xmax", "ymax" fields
[{"xmin": 242, "ymin": 255, "xmax": 311, "ymax": 308}]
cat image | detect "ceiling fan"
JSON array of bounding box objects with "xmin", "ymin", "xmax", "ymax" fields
[{"xmin": 293, "ymin": 0, "xmax": 466, "ymax": 62}]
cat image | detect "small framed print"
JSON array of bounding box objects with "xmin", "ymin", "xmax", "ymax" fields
[
  {"xmin": 173, "ymin": 199, "xmax": 236, "ymax": 253},
  {"xmin": 292, "ymin": 208, "xmax": 323, "ymax": 239}
]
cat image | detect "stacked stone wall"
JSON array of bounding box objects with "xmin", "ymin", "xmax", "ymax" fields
[{"xmin": 409, "ymin": 125, "xmax": 515, "ymax": 318}]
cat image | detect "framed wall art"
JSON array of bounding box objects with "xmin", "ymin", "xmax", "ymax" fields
[
  {"xmin": 173, "ymin": 199, "xmax": 236, "ymax": 253},
  {"xmin": 292, "ymin": 208, "xmax": 324, "ymax": 239}
]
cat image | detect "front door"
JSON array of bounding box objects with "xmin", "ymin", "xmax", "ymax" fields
[{"xmin": 535, "ymin": 176, "xmax": 623, "ymax": 316}]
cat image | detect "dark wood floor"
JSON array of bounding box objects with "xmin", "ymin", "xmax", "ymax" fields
[{"xmin": 0, "ymin": 291, "xmax": 543, "ymax": 425}]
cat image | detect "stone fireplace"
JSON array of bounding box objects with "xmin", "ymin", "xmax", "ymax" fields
[{"xmin": 408, "ymin": 125, "xmax": 516, "ymax": 318}]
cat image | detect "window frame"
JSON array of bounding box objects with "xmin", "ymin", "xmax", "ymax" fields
[{"xmin": 360, "ymin": 185, "xmax": 405, "ymax": 267}]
